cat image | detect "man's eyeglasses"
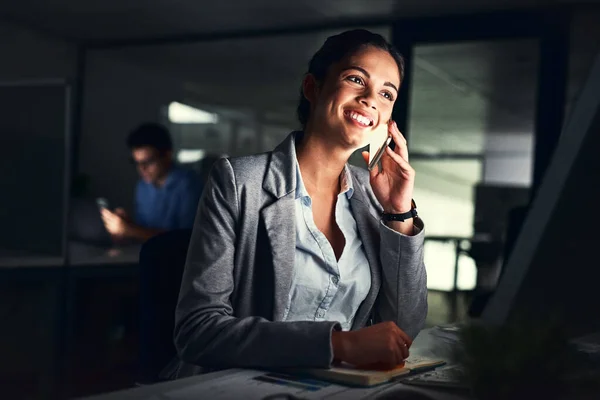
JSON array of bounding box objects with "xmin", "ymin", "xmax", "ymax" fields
[{"xmin": 130, "ymin": 156, "xmax": 159, "ymax": 169}]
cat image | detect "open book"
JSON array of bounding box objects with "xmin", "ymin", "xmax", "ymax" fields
[{"xmin": 303, "ymin": 355, "xmax": 446, "ymax": 387}]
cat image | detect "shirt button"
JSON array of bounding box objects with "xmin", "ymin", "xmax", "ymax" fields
[
  {"xmin": 317, "ymin": 310, "xmax": 325, "ymax": 318},
  {"xmin": 332, "ymin": 276, "xmax": 339, "ymax": 285}
]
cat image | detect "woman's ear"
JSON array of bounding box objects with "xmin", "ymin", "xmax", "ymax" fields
[{"xmin": 302, "ymin": 74, "xmax": 319, "ymax": 104}]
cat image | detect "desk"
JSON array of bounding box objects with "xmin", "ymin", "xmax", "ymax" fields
[
  {"xmin": 64, "ymin": 242, "xmax": 142, "ymax": 397},
  {"xmin": 69, "ymin": 242, "xmax": 141, "ymax": 267},
  {"xmin": 80, "ymin": 329, "xmax": 466, "ymax": 400},
  {"xmin": 0, "ymin": 248, "xmax": 64, "ymax": 268},
  {"xmin": 0, "ymin": 242, "xmax": 142, "ymax": 399},
  {"xmin": 0, "ymin": 242, "xmax": 140, "ymax": 269}
]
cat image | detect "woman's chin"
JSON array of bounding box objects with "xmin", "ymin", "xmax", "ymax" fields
[
  {"xmin": 315, "ymin": 122, "xmax": 370, "ymax": 150},
  {"xmin": 343, "ymin": 131, "xmax": 371, "ymax": 150}
]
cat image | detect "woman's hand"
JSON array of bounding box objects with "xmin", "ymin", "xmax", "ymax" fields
[
  {"xmin": 361, "ymin": 121, "xmax": 415, "ymax": 233},
  {"xmin": 331, "ymin": 321, "xmax": 412, "ymax": 370}
]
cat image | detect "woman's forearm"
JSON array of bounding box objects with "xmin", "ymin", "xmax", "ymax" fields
[{"xmin": 376, "ymin": 218, "xmax": 428, "ymax": 338}]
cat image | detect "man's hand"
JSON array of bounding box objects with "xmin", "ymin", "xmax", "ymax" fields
[
  {"xmin": 101, "ymin": 207, "xmax": 164, "ymax": 243},
  {"xmin": 331, "ymin": 321, "xmax": 412, "ymax": 370},
  {"xmin": 101, "ymin": 208, "xmax": 131, "ymax": 238},
  {"xmin": 114, "ymin": 207, "xmax": 131, "ymax": 222}
]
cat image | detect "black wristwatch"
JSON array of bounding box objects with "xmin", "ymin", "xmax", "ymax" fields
[{"xmin": 381, "ymin": 199, "xmax": 418, "ymax": 222}]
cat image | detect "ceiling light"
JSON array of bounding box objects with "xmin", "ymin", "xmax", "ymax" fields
[
  {"xmin": 168, "ymin": 102, "xmax": 218, "ymax": 124},
  {"xmin": 177, "ymin": 149, "xmax": 205, "ymax": 163}
]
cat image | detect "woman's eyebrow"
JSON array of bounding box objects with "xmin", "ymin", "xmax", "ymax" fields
[{"xmin": 342, "ymin": 66, "xmax": 399, "ymax": 92}]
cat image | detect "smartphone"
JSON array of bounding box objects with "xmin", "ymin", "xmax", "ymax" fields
[
  {"xmin": 96, "ymin": 197, "xmax": 110, "ymax": 210},
  {"xmin": 368, "ymin": 125, "xmax": 393, "ymax": 172},
  {"xmin": 368, "ymin": 136, "xmax": 392, "ymax": 171},
  {"xmin": 368, "ymin": 121, "xmax": 392, "ymax": 171}
]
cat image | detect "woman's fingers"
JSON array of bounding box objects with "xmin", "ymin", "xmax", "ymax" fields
[
  {"xmin": 383, "ymin": 146, "xmax": 414, "ymax": 177},
  {"xmin": 394, "ymin": 326, "xmax": 413, "ymax": 348},
  {"xmin": 362, "ymin": 150, "xmax": 380, "ymax": 178},
  {"xmin": 396, "ymin": 334, "xmax": 410, "ymax": 360},
  {"xmin": 389, "ymin": 121, "xmax": 409, "ymax": 162}
]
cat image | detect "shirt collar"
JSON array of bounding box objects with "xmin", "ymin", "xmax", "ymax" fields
[
  {"xmin": 340, "ymin": 164, "xmax": 355, "ymax": 199},
  {"xmin": 295, "ymin": 162, "xmax": 309, "ymax": 200}
]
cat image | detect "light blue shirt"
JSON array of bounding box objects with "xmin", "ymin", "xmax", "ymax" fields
[
  {"xmin": 135, "ymin": 166, "xmax": 202, "ymax": 231},
  {"xmin": 283, "ymin": 161, "xmax": 372, "ymax": 331}
]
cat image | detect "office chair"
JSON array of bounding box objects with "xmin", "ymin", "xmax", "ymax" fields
[{"xmin": 138, "ymin": 228, "xmax": 193, "ymax": 384}]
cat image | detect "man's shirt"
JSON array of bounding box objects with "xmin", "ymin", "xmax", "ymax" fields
[{"xmin": 135, "ymin": 166, "xmax": 202, "ymax": 230}]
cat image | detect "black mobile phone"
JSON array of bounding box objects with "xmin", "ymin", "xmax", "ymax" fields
[{"xmin": 96, "ymin": 197, "xmax": 110, "ymax": 210}]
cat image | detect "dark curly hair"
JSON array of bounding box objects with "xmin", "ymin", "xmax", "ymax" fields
[
  {"xmin": 297, "ymin": 29, "xmax": 405, "ymax": 128},
  {"xmin": 126, "ymin": 122, "xmax": 173, "ymax": 153}
]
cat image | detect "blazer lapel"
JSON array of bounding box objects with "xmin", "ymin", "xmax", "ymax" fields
[
  {"xmin": 349, "ymin": 179, "xmax": 382, "ymax": 329},
  {"xmin": 260, "ymin": 195, "xmax": 296, "ymax": 321},
  {"xmin": 261, "ymin": 131, "xmax": 301, "ymax": 321}
]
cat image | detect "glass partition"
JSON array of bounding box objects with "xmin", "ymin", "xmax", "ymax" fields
[{"xmin": 408, "ymin": 39, "xmax": 540, "ymax": 292}]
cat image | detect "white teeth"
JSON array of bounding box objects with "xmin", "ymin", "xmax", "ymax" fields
[{"xmin": 349, "ymin": 111, "xmax": 371, "ymax": 126}]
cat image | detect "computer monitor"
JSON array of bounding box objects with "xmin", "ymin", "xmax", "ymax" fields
[{"xmin": 482, "ymin": 50, "xmax": 600, "ymax": 338}]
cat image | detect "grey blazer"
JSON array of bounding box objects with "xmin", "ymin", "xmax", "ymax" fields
[{"xmin": 166, "ymin": 132, "xmax": 427, "ymax": 379}]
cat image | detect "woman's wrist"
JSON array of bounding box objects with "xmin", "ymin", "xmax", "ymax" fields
[
  {"xmin": 382, "ymin": 199, "xmax": 417, "ymax": 235},
  {"xmin": 383, "ymin": 199, "xmax": 413, "ymax": 215},
  {"xmin": 331, "ymin": 331, "xmax": 349, "ymax": 363},
  {"xmin": 383, "ymin": 207, "xmax": 412, "ymax": 215}
]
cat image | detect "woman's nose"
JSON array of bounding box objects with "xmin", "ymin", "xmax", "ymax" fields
[{"xmin": 358, "ymin": 91, "xmax": 377, "ymax": 109}]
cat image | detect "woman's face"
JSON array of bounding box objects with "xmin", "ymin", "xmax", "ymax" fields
[{"xmin": 306, "ymin": 46, "xmax": 400, "ymax": 150}]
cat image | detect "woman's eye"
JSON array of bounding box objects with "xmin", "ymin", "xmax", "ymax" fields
[
  {"xmin": 348, "ymin": 76, "xmax": 364, "ymax": 85},
  {"xmin": 381, "ymin": 91, "xmax": 394, "ymax": 101}
]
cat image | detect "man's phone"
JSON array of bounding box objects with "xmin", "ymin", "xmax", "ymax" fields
[
  {"xmin": 368, "ymin": 122, "xmax": 392, "ymax": 171},
  {"xmin": 96, "ymin": 197, "xmax": 110, "ymax": 210}
]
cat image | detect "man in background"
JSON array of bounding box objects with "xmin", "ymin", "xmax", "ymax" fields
[{"xmin": 101, "ymin": 123, "xmax": 203, "ymax": 242}]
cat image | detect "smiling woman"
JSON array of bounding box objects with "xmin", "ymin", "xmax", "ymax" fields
[
  {"xmin": 301, "ymin": 46, "xmax": 400, "ymax": 152},
  {"xmin": 296, "ymin": 30, "xmax": 404, "ymax": 130},
  {"xmin": 167, "ymin": 29, "xmax": 428, "ymax": 379}
]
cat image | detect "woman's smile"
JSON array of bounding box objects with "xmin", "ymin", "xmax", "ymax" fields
[{"xmin": 343, "ymin": 109, "xmax": 374, "ymax": 127}]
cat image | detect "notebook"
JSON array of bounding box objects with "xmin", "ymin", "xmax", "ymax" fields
[{"xmin": 303, "ymin": 355, "xmax": 446, "ymax": 387}]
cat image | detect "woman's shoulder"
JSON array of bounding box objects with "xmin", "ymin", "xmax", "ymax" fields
[
  {"xmin": 213, "ymin": 152, "xmax": 271, "ymax": 185},
  {"xmin": 347, "ymin": 163, "xmax": 370, "ymax": 185}
]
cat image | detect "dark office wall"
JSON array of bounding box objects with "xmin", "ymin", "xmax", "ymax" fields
[
  {"xmin": 0, "ymin": 22, "xmax": 75, "ymax": 80},
  {"xmin": 0, "ymin": 24, "xmax": 74, "ymax": 255},
  {"xmin": 566, "ymin": 8, "xmax": 600, "ymax": 120},
  {"xmin": 0, "ymin": 84, "xmax": 69, "ymax": 255}
]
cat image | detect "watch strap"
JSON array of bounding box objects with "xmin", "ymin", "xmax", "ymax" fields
[{"xmin": 381, "ymin": 199, "xmax": 418, "ymax": 222}]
